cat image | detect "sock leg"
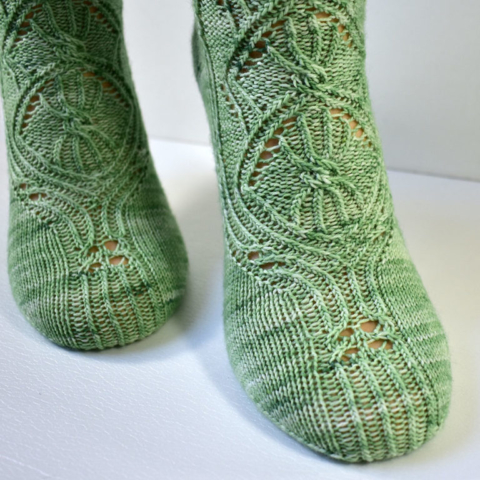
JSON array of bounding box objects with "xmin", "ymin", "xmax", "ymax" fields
[
  {"xmin": 1, "ymin": 0, "xmax": 188, "ymax": 349},
  {"xmin": 193, "ymin": 0, "xmax": 451, "ymax": 462}
]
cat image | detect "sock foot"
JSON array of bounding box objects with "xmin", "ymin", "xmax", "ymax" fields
[
  {"xmin": 193, "ymin": 0, "xmax": 451, "ymax": 461},
  {"xmin": 2, "ymin": 0, "xmax": 188, "ymax": 349}
]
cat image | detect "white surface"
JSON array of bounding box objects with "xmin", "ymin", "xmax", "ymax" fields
[
  {"xmin": 123, "ymin": 0, "xmax": 480, "ymax": 180},
  {"xmin": 0, "ymin": 138, "xmax": 479, "ymax": 480}
]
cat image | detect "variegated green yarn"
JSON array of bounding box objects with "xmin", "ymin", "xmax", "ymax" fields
[
  {"xmin": 193, "ymin": 0, "xmax": 451, "ymax": 462},
  {"xmin": 0, "ymin": 0, "xmax": 188, "ymax": 349}
]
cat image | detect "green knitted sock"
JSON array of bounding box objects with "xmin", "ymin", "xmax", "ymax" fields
[
  {"xmin": 193, "ymin": 0, "xmax": 451, "ymax": 462},
  {"xmin": 0, "ymin": 0, "xmax": 188, "ymax": 350}
]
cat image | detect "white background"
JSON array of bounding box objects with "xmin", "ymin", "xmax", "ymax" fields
[
  {"xmin": 123, "ymin": 0, "xmax": 480, "ymax": 180},
  {"xmin": 0, "ymin": 140, "xmax": 479, "ymax": 480},
  {"xmin": 1, "ymin": 1, "xmax": 480, "ymax": 479}
]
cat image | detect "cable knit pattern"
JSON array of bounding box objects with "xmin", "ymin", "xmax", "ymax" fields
[
  {"xmin": 0, "ymin": 0, "xmax": 188, "ymax": 349},
  {"xmin": 193, "ymin": 0, "xmax": 451, "ymax": 462}
]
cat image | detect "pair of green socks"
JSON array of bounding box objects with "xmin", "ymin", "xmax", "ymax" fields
[{"xmin": 0, "ymin": 0, "xmax": 451, "ymax": 462}]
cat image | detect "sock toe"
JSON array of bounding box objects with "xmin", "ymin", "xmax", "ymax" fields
[
  {"xmin": 8, "ymin": 164, "xmax": 188, "ymax": 350},
  {"xmin": 224, "ymin": 228, "xmax": 451, "ymax": 462}
]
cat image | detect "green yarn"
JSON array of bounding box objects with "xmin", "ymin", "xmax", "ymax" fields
[
  {"xmin": 1, "ymin": 0, "xmax": 188, "ymax": 349},
  {"xmin": 193, "ymin": 0, "xmax": 451, "ymax": 462}
]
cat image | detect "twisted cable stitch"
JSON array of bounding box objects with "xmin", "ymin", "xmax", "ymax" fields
[
  {"xmin": 1, "ymin": 0, "xmax": 188, "ymax": 349},
  {"xmin": 194, "ymin": 0, "xmax": 451, "ymax": 462}
]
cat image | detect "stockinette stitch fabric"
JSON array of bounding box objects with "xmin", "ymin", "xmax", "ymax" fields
[
  {"xmin": 192, "ymin": 0, "xmax": 452, "ymax": 462},
  {"xmin": 0, "ymin": 0, "xmax": 188, "ymax": 349}
]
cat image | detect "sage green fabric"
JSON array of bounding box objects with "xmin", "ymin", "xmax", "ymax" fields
[
  {"xmin": 193, "ymin": 0, "xmax": 451, "ymax": 462},
  {"xmin": 0, "ymin": 0, "xmax": 188, "ymax": 349}
]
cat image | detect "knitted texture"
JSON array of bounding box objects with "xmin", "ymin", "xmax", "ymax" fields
[
  {"xmin": 0, "ymin": 0, "xmax": 188, "ymax": 349},
  {"xmin": 193, "ymin": 0, "xmax": 451, "ymax": 462}
]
